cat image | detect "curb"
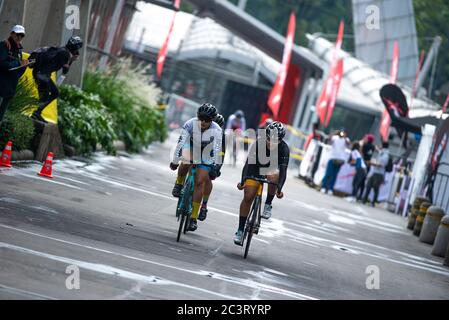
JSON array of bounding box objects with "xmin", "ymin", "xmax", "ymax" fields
[{"xmin": 11, "ymin": 150, "xmax": 34, "ymax": 162}]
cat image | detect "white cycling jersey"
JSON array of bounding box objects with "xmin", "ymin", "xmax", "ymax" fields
[{"xmin": 173, "ymin": 118, "xmax": 223, "ymax": 166}]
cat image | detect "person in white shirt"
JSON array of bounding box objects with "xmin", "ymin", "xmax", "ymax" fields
[
  {"xmin": 362, "ymin": 142, "xmax": 390, "ymax": 206},
  {"xmin": 321, "ymin": 128, "xmax": 350, "ymax": 195},
  {"xmin": 345, "ymin": 142, "xmax": 367, "ymax": 202}
]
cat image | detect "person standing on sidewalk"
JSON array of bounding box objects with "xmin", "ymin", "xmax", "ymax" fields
[
  {"xmin": 363, "ymin": 142, "xmax": 390, "ymax": 207},
  {"xmin": 321, "ymin": 128, "xmax": 350, "ymax": 195},
  {"xmin": 358, "ymin": 133, "xmax": 375, "ymax": 200},
  {"xmin": 30, "ymin": 36, "xmax": 83, "ymax": 123},
  {"xmin": 0, "ymin": 25, "xmax": 29, "ymax": 123},
  {"xmin": 345, "ymin": 142, "xmax": 366, "ymax": 202}
]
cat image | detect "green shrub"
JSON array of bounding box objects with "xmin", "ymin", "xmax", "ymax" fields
[
  {"xmin": 83, "ymin": 61, "xmax": 167, "ymax": 153},
  {"xmin": 6, "ymin": 78, "xmax": 40, "ymax": 115},
  {"xmin": 58, "ymin": 85, "xmax": 117, "ymax": 155},
  {"xmin": 0, "ymin": 112, "xmax": 35, "ymax": 151},
  {"xmin": 0, "ymin": 78, "xmax": 38, "ymax": 151}
]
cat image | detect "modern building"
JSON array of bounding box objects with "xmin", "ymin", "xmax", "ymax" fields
[{"xmin": 124, "ymin": 0, "xmax": 443, "ymax": 160}]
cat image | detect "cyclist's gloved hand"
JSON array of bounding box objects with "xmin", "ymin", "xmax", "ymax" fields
[
  {"xmin": 209, "ymin": 169, "xmax": 218, "ymax": 180},
  {"xmin": 170, "ymin": 162, "xmax": 179, "ymax": 171},
  {"xmin": 276, "ymin": 190, "xmax": 284, "ymax": 199}
]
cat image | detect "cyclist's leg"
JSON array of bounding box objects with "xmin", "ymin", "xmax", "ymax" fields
[
  {"xmin": 235, "ymin": 182, "xmax": 258, "ymax": 243},
  {"xmin": 262, "ymin": 172, "xmax": 279, "ymax": 219},
  {"xmin": 189, "ymin": 167, "xmax": 210, "ymax": 230},
  {"xmin": 199, "ymin": 178, "xmax": 213, "ymax": 221},
  {"xmin": 172, "ymin": 148, "xmax": 192, "ymax": 197},
  {"xmin": 235, "ymin": 181, "xmax": 259, "ymax": 243}
]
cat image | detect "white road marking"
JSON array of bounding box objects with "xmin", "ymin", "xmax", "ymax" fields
[
  {"xmin": 0, "ymin": 283, "xmax": 57, "ymax": 300},
  {"xmin": 0, "ymin": 224, "xmax": 318, "ymax": 300},
  {"xmin": 0, "ymin": 242, "xmax": 238, "ymax": 300}
]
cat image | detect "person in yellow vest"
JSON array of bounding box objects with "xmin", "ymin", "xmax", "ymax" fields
[{"xmin": 29, "ymin": 36, "xmax": 83, "ymax": 123}]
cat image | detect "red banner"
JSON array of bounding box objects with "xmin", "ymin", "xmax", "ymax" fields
[
  {"xmin": 443, "ymin": 93, "xmax": 449, "ymax": 114},
  {"xmin": 156, "ymin": 0, "xmax": 181, "ymax": 79},
  {"xmin": 390, "ymin": 41, "xmax": 399, "ymax": 84},
  {"xmin": 411, "ymin": 50, "xmax": 426, "ymax": 105},
  {"xmin": 334, "ymin": 20, "xmax": 344, "ymax": 58},
  {"xmin": 316, "ymin": 21, "xmax": 344, "ymax": 127},
  {"xmin": 325, "ymin": 59, "xmax": 344, "ymax": 127},
  {"xmin": 267, "ymin": 12, "xmax": 296, "ymax": 119},
  {"xmin": 380, "ymin": 41, "xmax": 400, "ymax": 142}
]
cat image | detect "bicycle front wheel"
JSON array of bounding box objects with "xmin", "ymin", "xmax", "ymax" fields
[
  {"xmin": 244, "ymin": 196, "xmax": 260, "ymax": 259},
  {"xmin": 177, "ymin": 212, "xmax": 186, "ymax": 242}
]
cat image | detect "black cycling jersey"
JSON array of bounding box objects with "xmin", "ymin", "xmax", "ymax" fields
[
  {"xmin": 32, "ymin": 47, "xmax": 72, "ymax": 75},
  {"xmin": 241, "ymin": 138, "xmax": 290, "ymax": 192},
  {"xmin": 362, "ymin": 143, "xmax": 375, "ymax": 162}
]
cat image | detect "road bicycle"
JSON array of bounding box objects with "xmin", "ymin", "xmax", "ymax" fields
[
  {"xmin": 175, "ymin": 165, "xmax": 198, "ymax": 242},
  {"xmin": 241, "ymin": 176, "xmax": 277, "ymax": 259}
]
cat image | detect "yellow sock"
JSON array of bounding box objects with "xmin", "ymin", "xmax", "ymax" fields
[
  {"xmin": 192, "ymin": 202, "xmax": 201, "ymax": 220},
  {"xmin": 176, "ymin": 175, "xmax": 186, "ymax": 185}
]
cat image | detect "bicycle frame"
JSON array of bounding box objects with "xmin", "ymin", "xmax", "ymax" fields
[{"xmin": 176, "ymin": 166, "xmax": 196, "ymax": 242}]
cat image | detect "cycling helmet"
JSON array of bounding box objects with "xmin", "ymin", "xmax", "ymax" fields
[
  {"xmin": 66, "ymin": 36, "xmax": 83, "ymax": 53},
  {"xmin": 197, "ymin": 103, "xmax": 218, "ymax": 121},
  {"xmin": 266, "ymin": 121, "xmax": 286, "ymax": 141},
  {"xmin": 214, "ymin": 114, "xmax": 225, "ymax": 128},
  {"xmin": 235, "ymin": 110, "xmax": 245, "ymax": 119},
  {"xmin": 265, "ymin": 118, "xmax": 274, "ymax": 126}
]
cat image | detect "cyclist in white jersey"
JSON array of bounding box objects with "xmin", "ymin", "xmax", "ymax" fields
[{"xmin": 170, "ymin": 103, "xmax": 223, "ymax": 232}]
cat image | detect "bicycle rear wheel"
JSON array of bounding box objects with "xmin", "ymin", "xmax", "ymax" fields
[
  {"xmin": 244, "ymin": 196, "xmax": 260, "ymax": 259},
  {"xmin": 181, "ymin": 176, "xmax": 193, "ymax": 235}
]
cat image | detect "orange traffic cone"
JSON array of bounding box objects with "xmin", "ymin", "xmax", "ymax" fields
[
  {"xmin": 0, "ymin": 141, "xmax": 13, "ymax": 168},
  {"xmin": 38, "ymin": 152, "xmax": 54, "ymax": 179}
]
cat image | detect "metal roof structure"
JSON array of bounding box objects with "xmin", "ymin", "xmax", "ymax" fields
[
  {"xmin": 177, "ymin": 17, "xmax": 280, "ymax": 83},
  {"xmin": 185, "ymin": 0, "xmax": 323, "ymax": 76},
  {"xmin": 307, "ymin": 33, "xmax": 442, "ymax": 118}
]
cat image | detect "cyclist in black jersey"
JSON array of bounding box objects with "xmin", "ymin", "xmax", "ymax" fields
[{"xmin": 234, "ymin": 122, "xmax": 290, "ymax": 245}]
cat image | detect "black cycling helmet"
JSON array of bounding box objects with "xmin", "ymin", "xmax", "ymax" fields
[
  {"xmin": 266, "ymin": 121, "xmax": 286, "ymax": 141},
  {"xmin": 66, "ymin": 36, "xmax": 83, "ymax": 54},
  {"xmin": 235, "ymin": 110, "xmax": 245, "ymax": 118},
  {"xmin": 197, "ymin": 103, "xmax": 218, "ymax": 121},
  {"xmin": 214, "ymin": 114, "xmax": 225, "ymax": 128}
]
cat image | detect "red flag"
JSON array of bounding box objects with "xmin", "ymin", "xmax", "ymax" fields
[
  {"xmin": 411, "ymin": 50, "xmax": 426, "ymax": 104},
  {"xmin": 316, "ymin": 21, "xmax": 344, "ymax": 127},
  {"xmin": 334, "ymin": 20, "xmax": 344, "ymax": 59},
  {"xmin": 325, "ymin": 59, "xmax": 344, "ymax": 127},
  {"xmin": 443, "ymin": 93, "xmax": 449, "ymax": 114},
  {"xmin": 315, "ymin": 77, "xmax": 331, "ymax": 125},
  {"xmin": 156, "ymin": 0, "xmax": 181, "ymax": 79},
  {"xmin": 379, "ymin": 109, "xmax": 391, "ymax": 142},
  {"xmin": 390, "ymin": 41, "xmax": 399, "ymax": 84},
  {"xmin": 267, "ymin": 12, "xmax": 296, "ymax": 119},
  {"xmin": 380, "ymin": 41, "xmax": 400, "ymax": 142}
]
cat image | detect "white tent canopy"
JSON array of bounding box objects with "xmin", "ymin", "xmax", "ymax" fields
[{"xmin": 307, "ymin": 33, "xmax": 443, "ymax": 118}]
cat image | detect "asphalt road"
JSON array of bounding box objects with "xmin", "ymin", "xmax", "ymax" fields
[{"xmin": 1, "ymin": 135, "xmax": 449, "ymax": 300}]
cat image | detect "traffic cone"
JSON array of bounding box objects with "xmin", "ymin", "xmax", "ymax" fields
[
  {"xmin": 38, "ymin": 152, "xmax": 54, "ymax": 179},
  {"xmin": 0, "ymin": 141, "xmax": 13, "ymax": 168}
]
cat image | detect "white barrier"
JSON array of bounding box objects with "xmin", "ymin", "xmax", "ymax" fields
[{"xmin": 301, "ymin": 141, "xmax": 395, "ymax": 202}]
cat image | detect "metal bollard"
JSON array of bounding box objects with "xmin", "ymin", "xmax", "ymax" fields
[
  {"xmin": 413, "ymin": 202, "xmax": 431, "ymax": 237},
  {"xmin": 407, "ymin": 197, "xmax": 428, "ymax": 230},
  {"xmin": 431, "ymin": 215, "xmax": 449, "ymax": 257},
  {"xmin": 444, "ymin": 240, "xmax": 449, "ymax": 267},
  {"xmin": 419, "ymin": 206, "xmax": 445, "ymax": 244}
]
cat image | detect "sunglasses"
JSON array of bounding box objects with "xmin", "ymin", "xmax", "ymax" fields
[
  {"xmin": 15, "ymin": 33, "xmax": 25, "ymax": 38},
  {"xmin": 198, "ymin": 117, "xmax": 212, "ymax": 123}
]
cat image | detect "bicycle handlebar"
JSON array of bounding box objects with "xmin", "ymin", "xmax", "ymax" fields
[{"xmin": 244, "ymin": 176, "xmax": 278, "ymax": 186}]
